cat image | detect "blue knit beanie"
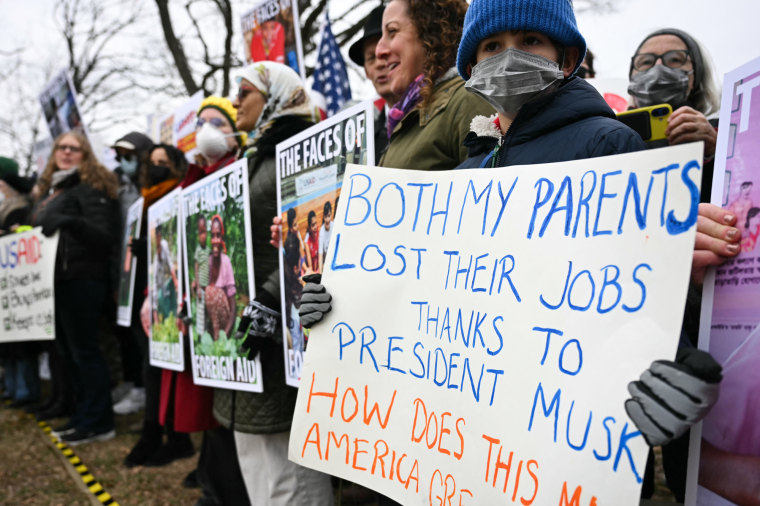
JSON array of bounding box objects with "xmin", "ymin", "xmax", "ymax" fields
[{"xmin": 457, "ymin": 0, "xmax": 587, "ymax": 80}]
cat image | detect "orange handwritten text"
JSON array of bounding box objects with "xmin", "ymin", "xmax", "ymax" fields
[
  {"xmin": 301, "ymin": 423, "xmax": 420, "ymax": 492},
  {"xmin": 429, "ymin": 470, "xmax": 473, "ymax": 506},
  {"xmin": 411, "ymin": 398, "xmax": 465, "ymax": 460},
  {"xmin": 481, "ymin": 434, "xmax": 539, "ymax": 504},
  {"xmin": 306, "ymin": 372, "xmax": 397, "ymax": 428},
  {"xmin": 559, "ymin": 481, "xmax": 597, "ymax": 506}
]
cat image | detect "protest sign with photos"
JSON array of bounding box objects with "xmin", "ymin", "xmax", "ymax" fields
[
  {"xmin": 148, "ymin": 189, "xmax": 184, "ymax": 371},
  {"xmin": 290, "ymin": 144, "xmax": 703, "ymax": 505},
  {"xmin": 686, "ymin": 56, "xmax": 760, "ymax": 506},
  {"xmin": 38, "ymin": 69, "xmax": 86, "ymax": 140},
  {"xmin": 276, "ymin": 101, "xmax": 374, "ymax": 387},
  {"xmin": 240, "ymin": 0, "xmax": 305, "ymax": 79},
  {"xmin": 117, "ymin": 198, "xmax": 144, "ymax": 327},
  {"xmin": 181, "ymin": 160, "xmax": 261, "ymax": 392},
  {"xmin": 0, "ymin": 228, "xmax": 58, "ymax": 342}
]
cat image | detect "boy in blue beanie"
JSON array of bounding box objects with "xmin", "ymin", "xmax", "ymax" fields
[
  {"xmin": 450, "ymin": 0, "xmax": 742, "ymax": 500},
  {"xmin": 455, "ymin": 0, "xmax": 645, "ymax": 168}
]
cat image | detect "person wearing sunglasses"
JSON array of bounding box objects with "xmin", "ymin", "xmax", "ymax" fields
[{"xmin": 204, "ymin": 62, "xmax": 331, "ymax": 506}]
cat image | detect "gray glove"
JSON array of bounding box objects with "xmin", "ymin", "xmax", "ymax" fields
[
  {"xmin": 299, "ymin": 274, "xmax": 332, "ymax": 328},
  {"xmin": 625, "ymin": 347, "xmax": 722, "ymax": 446}
]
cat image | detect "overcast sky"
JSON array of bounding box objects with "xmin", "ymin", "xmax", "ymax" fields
[{"xmin": 2, "ymin": 0, "xmax": 760, "ymax": 153}]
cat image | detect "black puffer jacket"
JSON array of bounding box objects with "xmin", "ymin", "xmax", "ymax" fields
[
  {"xmin": 33, "ymin": 172, "xmax": 120, "ymax": 282},
  {"xmin": 213, "ymin": 114, "xmax": 316, "ymax": 434},
  {"xmin": 456, "ymin": 77, "xmax": 646, "ymax": 169}
]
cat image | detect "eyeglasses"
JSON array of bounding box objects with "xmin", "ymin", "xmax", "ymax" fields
[
  {"xmin": 632, "ymin": 50, "xmax": 691, "ymax": 72},
  {"xmin": 237, "ymin": 86, "xmax": 257, "ymax": 103},
  {"xmin": 196, "ymin": 117, "xmax": 228, "ymax": 129},
  {"xmin": 56, "ymin": 144, "xmax": 82, "ymax": 153}
]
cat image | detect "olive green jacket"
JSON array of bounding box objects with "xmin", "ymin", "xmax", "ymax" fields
[{"xmin": 379, "ymin": 72, "xmax": 494, "ymax": 171}]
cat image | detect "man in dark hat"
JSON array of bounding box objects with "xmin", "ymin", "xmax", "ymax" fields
[{"xmin": 348, "ymin": 4, "xmax": 401, "ymax": 163}]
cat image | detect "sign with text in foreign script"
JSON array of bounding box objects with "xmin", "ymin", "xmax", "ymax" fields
[{"xmin": 289, "ymin": 144, "xmax": 702, "ymax": 505}]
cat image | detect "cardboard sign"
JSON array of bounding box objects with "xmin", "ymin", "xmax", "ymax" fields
[
  {"xmin": 38, "ymin": 69, "xmax": 86, "ymax": 140},
  {"xmin": 276, "ymin": 101, "xmax": 375, "ymax": 387},
  {"xmin": 181, "ymin": 160, "xmax": 262, "ymax": 392},
  {"xmin": 686, "ymin": 56, "xmax": 760, "ymax": 506},
  {"xmin": 290, "ymin": 144, "xmax": 703, "ymax": 505},
  {"xmin": 0, "ymin": 228, "xmax": 58, "ymax": 342},
  {"xmin": 240, "ymin": 0, "xmax": 305, "ymax": 79},
  {"xmin": 117, "ymin": 198, "xmax": 144, "ymax": 327},
  {"xmin": 147, "ymin": 188, "xmax": 184, "ymax": 371}
]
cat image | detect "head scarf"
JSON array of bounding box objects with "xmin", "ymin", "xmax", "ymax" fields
[{"xmin": 234, "ymin": 62, "xmax": 319, "ymax": 151}]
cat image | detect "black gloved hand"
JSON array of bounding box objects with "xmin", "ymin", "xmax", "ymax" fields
[
  {"xmin": 41, "ymin": 214, "xmax": 79, "ymax": 237},
  {"xmin": 236, "ymin": 299, "xmax": 280, "ymax": 359},
  {"xmin": 129, "ymin": 236, "xmax": 147, "ymax": 260},
  {"xmin": 625, "ymin": 347, "xmax": 722, "ymax": 446},
  {"xmin": 299, "ymin": 273, "xmax": 332, "ymax": 328}
]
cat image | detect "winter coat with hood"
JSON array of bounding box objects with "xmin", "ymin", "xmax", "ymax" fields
[{"xmin": 456, "ymin": 78, "xmax": 646, "ymax": 170}]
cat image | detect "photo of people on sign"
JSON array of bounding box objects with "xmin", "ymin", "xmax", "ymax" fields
[
  {"xmin": 181, "ymin": 160, "xmax": 261, "ymax": 392},
  {"xmin": 117, "ymin": 197, "xmax": 143, "ymax": 327},
  {"xmin": 38, "ymin": 69, "xmax": 85, "ymax": 140},
  {"xmin": 147, "ymin": 188, "xmax": 184, "ymax": 371},
  {"xmin": 685, "ymin": 57, "xmax": 760, "ymax": 506},
  {"xmin": 289, "ymin": 144, "xmax": 704, "ymax": 505},
  {"xmin": 240, "ymin": 0, "xmax": 304, "ymax": 79},
  {"xmin": 276, "ymin": 102, "xmax": 374, "ymax": 387}
]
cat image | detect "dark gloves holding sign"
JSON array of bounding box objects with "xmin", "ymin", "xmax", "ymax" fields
[
  {"xmin": 299, "ymin": 274, "xmax": 332, "ymax": 328},
  {"xmin": 625, "ymin": 347, "xmax": 722, "ymax": 446},
  {"xmin": 236, "ymin": 296, "xmax": 280, "ymax": 359}
]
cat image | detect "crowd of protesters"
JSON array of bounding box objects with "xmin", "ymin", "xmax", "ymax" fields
[{"xmin": 0, "ymin": 0, "xmax": 751, "ymax": 504}]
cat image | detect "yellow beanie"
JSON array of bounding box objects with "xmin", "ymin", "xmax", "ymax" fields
[{"xmin": 197, "ymin": 96, "xmax": 247, "ymax": 147}]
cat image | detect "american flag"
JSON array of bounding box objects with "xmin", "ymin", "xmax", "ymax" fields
[{"xmin": 312, "ymin": 16, "xmax": 352, "ymax": 117}]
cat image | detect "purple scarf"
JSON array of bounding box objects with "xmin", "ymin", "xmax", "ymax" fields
[{"xmin": 387, "ymin": 73, "xmax": 425, "ymax": 139}]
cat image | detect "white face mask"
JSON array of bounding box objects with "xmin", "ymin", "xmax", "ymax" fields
[
  {"xmin": 465, "ymin": 48, "xmax": 564, "ymax": 116},
  {"xmin": 120, "ymin": 156, "xmax": 139, "ymax": 175},
  {"xmin": 195, "ymin": 122, "xmax": 236, "ymax": 162}
]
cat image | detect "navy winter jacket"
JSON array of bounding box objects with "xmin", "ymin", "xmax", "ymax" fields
[{"xmin": 456, "ymin": 78, "xmax": 646, "ymax": 169}]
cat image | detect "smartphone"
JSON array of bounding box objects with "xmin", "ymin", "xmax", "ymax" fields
[{"xmin": 616, "ymin": 104, "xmax": 672, "ymax": 142}]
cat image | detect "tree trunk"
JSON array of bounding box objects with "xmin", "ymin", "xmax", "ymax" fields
[{"xmin": 155, "ymin": 0, "xmax": 199, "ymax": 95}]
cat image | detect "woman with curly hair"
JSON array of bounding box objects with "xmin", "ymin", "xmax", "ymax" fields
[
  {"xmin": 375, "ymin": 0, "xmax": 493, "ymax": 171},
  {"xmin": 32, "ymin": 131, "xmax": 120, "ymax": 445}
]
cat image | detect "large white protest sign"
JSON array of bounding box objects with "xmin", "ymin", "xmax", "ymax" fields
[
  {"xmin": 0, "ymin": 228, "xmax": 58, "ymax": 342},
  {"xmin": 289, "ymin": 144, "xmax": 703, "ymax": 505},
  {"xmin": 276, "ymin": 100, "xmax": 375, "ymax": 387}
]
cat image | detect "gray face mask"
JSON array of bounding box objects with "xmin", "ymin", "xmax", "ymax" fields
[
  {"xmin": 465, "ymin": 48, "xmax": 564, "ymax": 116},
  {"xmin": 628, "ymin": 65, "xmax": 691, "ymax": 109}
]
